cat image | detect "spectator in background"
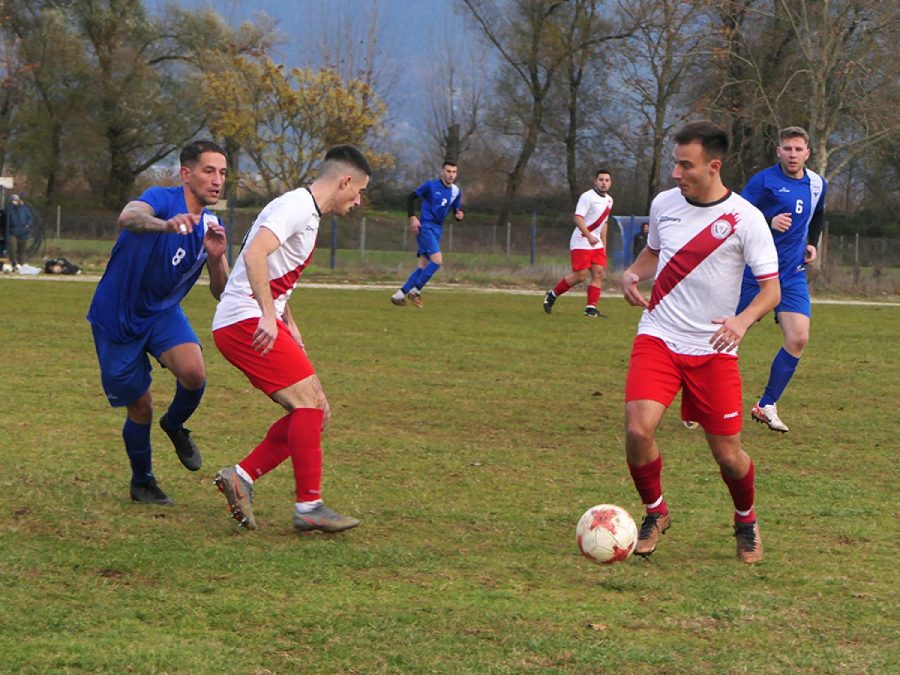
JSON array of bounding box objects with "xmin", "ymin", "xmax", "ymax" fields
[
  {"xmin": 632, "ymin": 221, "xmax": 650, "ymax": 260},
  {"xmin": 5, "ymin": 194, "xmax": 33, "ymax": 267}
]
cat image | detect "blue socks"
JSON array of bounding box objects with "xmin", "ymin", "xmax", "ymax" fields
[
  {"xmin": 401, "ymin": 261, "xmax": 442, "ymax": 294},
  {"xmin": 123, "ymin": 418, "xmax": 153, "ymax": 484},
  {"xmin": 162, "ymin": 381, "xmax": 205, "ymax": 430},
  {"xmin": 401, "ymin": 268, "xmax": 424, "ymax": 294},
  {"xmin": 416, "ymin": 261, "xmax": 441, "ymax": 289},
  {"xmin": 759, "ymin": 348, "xmax": 800, "ymax": 407}
]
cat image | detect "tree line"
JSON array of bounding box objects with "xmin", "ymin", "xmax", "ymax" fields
[{"xmin": 2, "ymin": 0, "xmax": 898, "ymax": 235}]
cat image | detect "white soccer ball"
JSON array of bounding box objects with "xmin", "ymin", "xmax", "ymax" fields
[{"xmin": 576, "ymin": 504, "xmax": 638, "ymax": 564}]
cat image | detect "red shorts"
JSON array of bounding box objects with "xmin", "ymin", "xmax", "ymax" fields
[
  {"xmin": 213, "ymin": 318, "xmax": 315, "ymax": 396},
  {"xmin": 571, "ymin": 248, "xmax": 607, "ymax": 271},
  {"xmin": 625, "ymin": 334, "xmax": 743, "ymax": 436}
]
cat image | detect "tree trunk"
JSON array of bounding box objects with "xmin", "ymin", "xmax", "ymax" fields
[{"xmin": 496, "ymin": 99, "xmax": 544, "ymax": 228}]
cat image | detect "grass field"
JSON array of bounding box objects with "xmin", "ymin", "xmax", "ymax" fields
[{"xmin": 0, "ymin": 277, "xmax": 898, "ymax": 672}]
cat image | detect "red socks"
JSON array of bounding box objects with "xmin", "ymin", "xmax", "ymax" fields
[
  {"xmin": 288, "ymin": 408, "xmax": 324, "ymax": 502},
  {"xmin": 721, "ymin": 461, "xmax": 756, "ymax": 523},
  {"xmin": 238, "ymin": 408, "xmax": 325, "ymax": 503},
  {"xmin": 628, "ymin": 455, "xmax": 667, "ymax": 514},
  {"xmin": 239, "ymin": 414, "xmax": 292, "ymax": 480},
  {"xmin": 587, "ymin": 284, "xmax": 601, "ymax": 307},
  {"xmin": 553, "ymin": 279, "xmax": 571, "ymax": 296}
]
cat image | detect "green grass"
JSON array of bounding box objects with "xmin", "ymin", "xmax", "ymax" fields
[{"xmin": 0, "ymin": 278, "xmax": 898, "ymax": 672}]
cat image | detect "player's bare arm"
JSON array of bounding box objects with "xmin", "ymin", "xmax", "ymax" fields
[
  {"xmin": 574, "ymin": 214, "xmax": 599, "ymax": 246},
  {"xmin": 203, "ymin": 222, "xmax": 230, "ymax": 300},
  {"xmin": 621, "ymin": 247, "xmax": 659, "ymax": 308},
  {"xmin": 409, "ymin": 215, "xmax": 420, "ymax": 233},
  {"xmin": 710, "ymin": 277, "xmax": 781, "ymax": 353},
  {"xmin": 117, "ymin": 201, "xmax": 199, "ymax": 234},
  {"xmin": 281, "ymin": 303, "xmax": 305, "ymax": 351},
  {"xmin": 242, "ymin": 226, "xmax": 282, "ymax": 355}
]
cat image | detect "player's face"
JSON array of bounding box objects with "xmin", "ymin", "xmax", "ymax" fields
[
  {"xmin": 671, "ymin": 141, "xmax": 720, "ymax": 202},
  {"xmin": 776, "ymin": 136, "xmax": 810, "ymax": 179},
  {"xmin": 182, "ymin": 152, "xmax": 227, "ymax": 206},
  {"xmin": 441, "ymin": 164, "xmax": 458, "ymax": 185},
  {"xmin": 594, "ymin": 173, "xmax": 612, "ymax": 194},
  {"xmin": 336, "ymin": 172, "xmax": 370, "ymax": 216}
]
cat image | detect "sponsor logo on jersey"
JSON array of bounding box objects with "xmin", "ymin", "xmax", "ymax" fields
[
  {"xmin": 659, "ymin": 216, "xmax": 681, "ymax": 223},
  {"xmin": 778, "ymin": 187, "xmax": 791, "ymax": 193}
]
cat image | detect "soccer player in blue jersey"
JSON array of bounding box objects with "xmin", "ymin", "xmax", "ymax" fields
[
  {"xmin": 390, "ymin": 160, "xmax": 464, "ymax": 308},
  {"xmin": 737, "ymin": 126, "xmax": 826, "ymax": 433},
  {"xmin": 87, "ymin": 140, "xmax": 229, "ymax": 505}
]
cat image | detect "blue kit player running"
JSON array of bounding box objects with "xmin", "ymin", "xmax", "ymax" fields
[
  {"xmin": 391, "ymin": 160, "xmax": 464, "ymax": 308},
  {"xmin": 737, "ymin": 126, "xmax": 826, "ymax": 433},
  {"xmin": 87, "ymin": 140, "xmax": 230, "ymax": 505}
]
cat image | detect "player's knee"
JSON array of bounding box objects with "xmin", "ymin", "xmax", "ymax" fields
[
  {"xmin": 785, "ymin": 332, "xmax": 809, "ymax": 355},
  {"xmin": 178, "ymin": 366, "xmax": 207, "ymax": 390},
  {"xmin": 625, "ymin": 420, "xmax": 654, "ymax": 450},
  {"xmin": 127, "ymin": 396, "xmax": 153, "ymax": 424}
]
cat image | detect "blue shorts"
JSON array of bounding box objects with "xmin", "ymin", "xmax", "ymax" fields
[
  {"xmin": 416, "ymin": 226, "xmax": 442, "ymax": 258},
  {"xmin": 91, "ymin": 305, "xmax": 200, "ymax": 407},
  {"xmin": 737, "ymin": 272, "xmax": 811, "ymax": 319}
]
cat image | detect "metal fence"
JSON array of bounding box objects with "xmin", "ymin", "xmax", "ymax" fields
[{"xmin": 10, "ymin": 204, "xmax": 900, "ymax": 289}]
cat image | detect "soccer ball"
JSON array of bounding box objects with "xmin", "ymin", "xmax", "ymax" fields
[{"xmin": 576, "ymin": 504, "xmax": 638, "ymax": 564}]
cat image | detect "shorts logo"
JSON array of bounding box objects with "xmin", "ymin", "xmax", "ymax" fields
[
  {"xmin": 710, "ymin": 218, "xmax": 735, "ymax": 240},
  {"xmin": 723, "ymin": 410, "xmax": 739, "ymax": 419}
]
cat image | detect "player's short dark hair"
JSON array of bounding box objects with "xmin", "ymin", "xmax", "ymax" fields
[
  {"xmin": 442, "ymin": 159, "xmax": 457, "ymax": 168},
  {"xmin": 779, "ymin": 126, "xmax": 810, "ymax": 145},
  {"xmin": 595, "ymin": 168, "xmax": 611, "ymax": 177},
  {"xmin": 673, "ymin": 121, "xmax": 729, "ymax": 160},
  {"xmin": 180, "ymin": 140, "xmax": 226, "ymax": 167},
  {"xmin": 323, "ymin": 144, "xmax": 373, "ymax": 176}
]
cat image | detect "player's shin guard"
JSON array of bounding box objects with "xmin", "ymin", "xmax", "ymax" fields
[
  {"xmin": 587, "ymin": 284, "xmax": 601, "ymax": 307},
  {"xmin": 416, "ymin": 261, "xmax": 441, "ymax": 290},
  {"xmin": 123, "ymin": 418, "xmax": 153, "ymax": 484},
  {"xmin": 401, "ymin": 268, "xmax": 424, "ymax": 294},
  {"xmin": 163, "ymin": 381, "xmax": 205, "ymax": 429},
  {"xmin": 721, "ymin": 461, "xmax": 755, "ymax": 524},
  {"xmin": 628, "ymin": 455, "xmax": 667, "ymax": 514},
  {"xmin": 288, "ymin": 408, "xmax": 324, "ymax": 502},
  {"xmin": 759, "ymin": 348, "xmax": 799, "ymax": 407},
  {"xmin": 239, "ymin": 413, "xmax": 292, "ymax": 481},
  {"xmin": 553, "ymin": 279, "xmax": 571, "ymax": 296}
]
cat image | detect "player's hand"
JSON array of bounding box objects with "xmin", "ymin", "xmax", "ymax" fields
[
  {"xmin": 804, "ymin": 244, "xmax": 817, "ymax": 264},
  {"xmin": 167, "ymin": 213, "xmax": 200, "ymax": 234},
  {"xmin": 709, "ymin": 316, "xmax": 749, "ymax": 353},
  {"xmin": 771, "ymin": 213, "xmax": 792, "ymax": 232},
  {"xmin": 621, "ymin": 270, "xmax": 648, "ymax": 308},
  {"xmin": 252, "ymin": 314, "xmax": 278, "ymax": 355},
  {"xmin": 587, "ymin": 234, "xmax": 600, "ymax": 246},
  {"xmin": 409, "ymin": 216, "xmax": 420, "ymax": 233},
  {"xmin": 455, "ymin": 209, "xmax": 464, "ymax": 221},
  {"xmin": 203, "ymin": 221, "xmax": 227, "ymax": 258},
  {"xmin": 321, "ymin": 399, "xmax": 331, "ymax": 431}
]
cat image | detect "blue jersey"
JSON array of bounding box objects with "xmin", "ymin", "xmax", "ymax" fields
[
  {"xmin": 416, "ymin": 179, "xmax": 462, "ymax": 228},
  {"xmin": 87, "ymin": 186, "xmax": 220, "ymax": 342},
  {"xmin": 741, "ymin": 164, "xmax": 826, "ymax": 280}
]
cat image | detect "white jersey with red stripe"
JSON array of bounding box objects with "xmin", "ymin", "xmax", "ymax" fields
[
  {"xmin": 212, "ymin": 187, "xmax": 320, "ymax": 330},
  {"xmin": 569, "ymin": 189, "xmax": 613, "ymax": 250},
  {"xmin": 637, "ymin": 187, "xmax": 778, "ymax": 355}
]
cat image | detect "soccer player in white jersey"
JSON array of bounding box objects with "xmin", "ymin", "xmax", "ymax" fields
[
  {"xmin": 620, "ymin": 121, "xmax": 780, "ymax": 563},
  {"xmin": 543, "ymin": 169, "xmax": 614, "ymax": 317},
  {"xmin": 212, "ymin": 145, "xmax": 371, "ymax": 534}
]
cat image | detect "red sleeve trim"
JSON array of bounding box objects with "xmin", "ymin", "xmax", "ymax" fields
[{"xmin": 755, "ymin": 272, "xmax": 779, "ymax": 281}]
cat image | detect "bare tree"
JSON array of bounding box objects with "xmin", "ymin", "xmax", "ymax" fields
[{"xmin": 461, "ymin": 0, "xmax": 632, "ymax": 227}]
